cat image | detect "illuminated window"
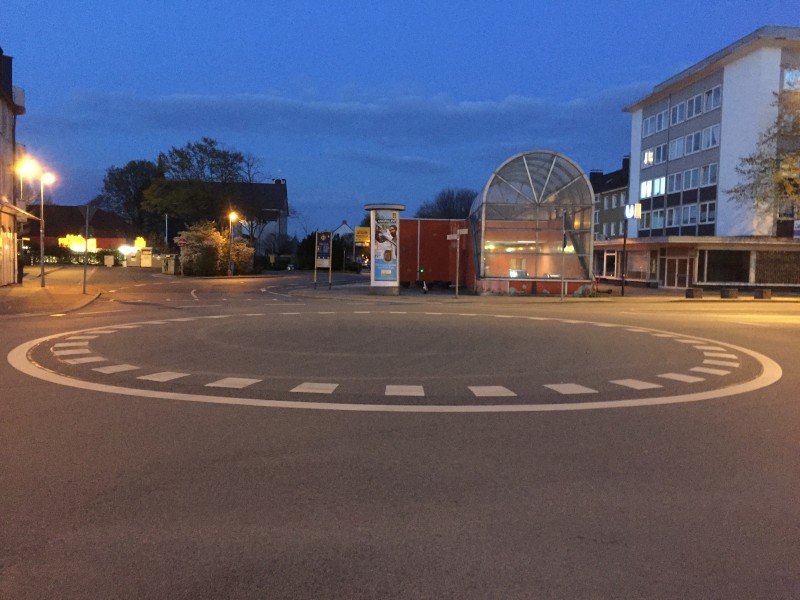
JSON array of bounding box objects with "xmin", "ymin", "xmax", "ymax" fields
[
  {"xmin": 642, "ymin": 148, "xmax": 654, "ymax": 167},
  {"xmin": 640, "ymin": 179, "xmax": 653, "ymax": 199},
  {"xmin": 653, "ymin": 176, "xmax": 666, "ymax": 196}
]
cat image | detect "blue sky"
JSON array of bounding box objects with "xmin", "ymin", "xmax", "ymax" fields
[{"xmin": 3, "ymin": 0, "xmax": 798, "ymax": 235}]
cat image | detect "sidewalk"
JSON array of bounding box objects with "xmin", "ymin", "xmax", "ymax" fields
[{"xmin": 0, "ymin": 266, "xmax": 100, "ymax": 316}]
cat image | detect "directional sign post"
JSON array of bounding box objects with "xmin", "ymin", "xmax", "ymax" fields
[
  {"xmin": 447, "ymin": 228, "xmax": 469, "ymax": 299},
  {"xmin": 80, "ymin": 204, "xmax": 98, "ymax": 295}
]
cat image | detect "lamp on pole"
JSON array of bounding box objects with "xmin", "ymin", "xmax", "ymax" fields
[
  {"xmin": 16, "ymin": 158, "xmax": 56, "ymax": 288},
  {"xmin": 228, "ymin": 211, "xmax": 238, "ymax": 276}
]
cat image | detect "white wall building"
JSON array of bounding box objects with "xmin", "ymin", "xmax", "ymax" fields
[{"xmin": 598, "ymin": 26, "xmax": 800, "ymax": 289}]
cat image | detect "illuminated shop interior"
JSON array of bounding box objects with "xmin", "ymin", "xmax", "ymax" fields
[{"xmin": 470, "ymin": 150, "xmax": 594, "ymax": 282}]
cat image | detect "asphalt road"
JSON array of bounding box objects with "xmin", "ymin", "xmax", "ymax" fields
[{"xmin": 3, "ymin": 267, "xmax": 800, "ymax": 599}]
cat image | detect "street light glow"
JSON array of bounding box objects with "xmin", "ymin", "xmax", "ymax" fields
[{"xmin": 229, "ymin": 211, "xmax": 238, "ymax": 222}]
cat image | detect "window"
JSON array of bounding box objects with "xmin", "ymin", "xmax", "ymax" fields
[
  {"xmin": 602, "ymin": 223, "xmax": 608, "ymax": 237},
  {"xmin": 704, "ymin": 86, "xmax": 721, "ymax": 111},
  {"xmin": 655, "ymin": 110, "xmax": 668, "ymax": 132},
  {"xmin": 666, "ymin": 207, "xmax": 679, "ymax": 227},
  {"xmin": 668, "ymin": 172, "xmax": 683, "ymax": 193},
  {"xmin": 640, "ymin": 179, "xmax": 653, "ymax": 199},
  {"xmin": 653, "ymin": 176, "xmax": 666, "ymax": 196},
  {"xmin": 684, "ymin": 167, "xmax": 699, "ymax": 189},
  {"xmin": 610, "ymin": 222, "xmax": 616, "ymax": 236},
  {"xmin": 640, "ymin": 211, "xmax": 651, "ymax": 230},
  {"xmin": 604, "ymin": 196, "xmax": 609, "ymax": 209},
  {"xmin": 784, "ymin": 69, "xmax": 800, "ymax": 91},
  {"xmin": 642, "ymin": 115, "xmax": 655, "ymax": 137},
  {"xmin": 654, "ymin": 144, "xmax": 668, "ymax": 165},
  {"xmin": 670, "ymin": 102, "xmax": 685, "ymax": 125},
  {"xmin": 642, "ymin": 148, "xmax": 654, "ymax": 167},
  {"xmin": 699, "ymin": 201, "xmax": 716, "ymax": 224},
  {"xmin": 669, "ymin": 138, "xmax": 684, "ymax": 160},
  {"xmin": 686, "ymin": 94, "xmax": 703, "ymax": 119},
  {"xmin": 702, "ymin": 124, "xmax": 720, "ymax": 149},
  {"xmin": 620, "ymin": 191, "xmax": 626, "ymax": 204},
  {"xmin": 594, "ymin": 209, "xmax": 599, "ymax": 224},
  {"xmin": 681, "ymin": 204, "xmax": 698, "ymax": 225},
  {"xmin": 611, "ymin": 194, "xmax": 618, "ymax": 208},
  {"xmin": 701, "ymin": 163, "xmax": 718, "ymax": 186},
  {"xmin": 685, "ymin": 131, "xmax": 702, "ymax": 155},
  {"xmin": 651, "ymin": 208, "xmax": 665, "ymax": 229}
]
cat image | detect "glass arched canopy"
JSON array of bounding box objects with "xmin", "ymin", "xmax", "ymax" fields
[{"xmin": 470, "ymin": 150, "xmax": 594, "ymax": 281}]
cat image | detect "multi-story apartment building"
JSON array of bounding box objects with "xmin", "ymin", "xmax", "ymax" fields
[
  {"xmin": 0, "ymin": 47, "xmax": 25, "ymax": 286},
  {"xmin": 590, "ymin": 157, "xmax": 630, "ymax": 279},
  {"xmin": 598, "ymin": 26, "xmax": 800, "ymax": 289}
]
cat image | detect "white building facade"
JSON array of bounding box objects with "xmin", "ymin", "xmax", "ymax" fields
[{"xmin": 599, "ymin": 26, "xmax": 800, "ymax": 289}]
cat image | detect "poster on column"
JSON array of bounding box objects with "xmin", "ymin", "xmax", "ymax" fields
[{"xmin": 372, "ymin": 210, "xmax": 399, "ymax": 282}]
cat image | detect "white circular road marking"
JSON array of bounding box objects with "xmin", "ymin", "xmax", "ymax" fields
[{"xmin": 7, "ymin": 313, "xmax": 783, "ymax": 413}]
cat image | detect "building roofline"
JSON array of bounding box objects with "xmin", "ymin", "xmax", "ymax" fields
[{"xmin": 624, "ymin": 26, "xmax": 800, "ymax": 112}]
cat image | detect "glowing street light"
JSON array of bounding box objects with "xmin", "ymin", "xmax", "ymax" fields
[
  {"xmin": 228, "ymin": 211, "xmax": 238, "ymax": 276},
  {"xmin": 15, "ymin": 158, "xmax": 56, "ymax": 287}
]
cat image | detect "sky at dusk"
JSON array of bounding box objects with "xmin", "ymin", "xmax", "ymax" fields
[{"xmin": 3, "ymin": 0, "xmax": 799, "ymax": 235}]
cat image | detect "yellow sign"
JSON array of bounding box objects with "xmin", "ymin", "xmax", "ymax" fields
[{"xmin": 355, "ymin": 227, "xmax": 370, "ymax": 245}]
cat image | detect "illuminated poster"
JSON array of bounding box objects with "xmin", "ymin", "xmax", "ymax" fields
[
  {"xmin": 316, "ymin": 231, "xmax": 331, "ymax": 268},
  {"xmin": 372, "ymin": 210, "xmax": 399, "ymax": 282}
]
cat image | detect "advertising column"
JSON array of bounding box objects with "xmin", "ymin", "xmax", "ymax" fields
[{"xmin": 364, "ymin": 203, "xmax": 405, "ymax": 295}]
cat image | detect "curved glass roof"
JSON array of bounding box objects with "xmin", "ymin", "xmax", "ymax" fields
[{"xmin": 470, "ymin": 150, "xmax": 594, "ymax": 281}]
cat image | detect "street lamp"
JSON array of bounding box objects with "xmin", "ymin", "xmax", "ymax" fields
[
  {"xmin": 15, "ymin": 158, "xmax": 56, "ymax": 288},
  {"xmin": 228, "ymin": 211, "xmax": 238, "ymax": 276}
]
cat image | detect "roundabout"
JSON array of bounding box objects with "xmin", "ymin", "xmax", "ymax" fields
[{"xmin": 8, "ymin": 307, "xmax": 782, "ymax": 413}]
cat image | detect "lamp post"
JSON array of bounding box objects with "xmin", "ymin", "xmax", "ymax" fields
[
  {"xmin": 16, "ymin": 158, "xmax": 55, "ymax": 288},
  {"xmin": 228, "ymin": 211, "xmax": 238, "ymax": 276}
]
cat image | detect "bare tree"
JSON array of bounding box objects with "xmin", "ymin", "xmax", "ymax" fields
[{"xmin": 415, "ymin": 188, "xmax": 477, "ymax": 219}]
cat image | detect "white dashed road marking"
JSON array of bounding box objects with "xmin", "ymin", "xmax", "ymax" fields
[
  {"xmin": 10, "ymin": 311, "xmax": 783, "ymax": 413},
  {"xmin": 610, "ymin": 379, "xmax": 663, "ymax": 390},
  {"xmin": 386, "ymin": 385, "xmax": 425, "ymax": 397},
  {"xmin": 544, "ymin": 383, "xmax": 598, "ymax": 395},
  {"xmin": 469, "ymin": 386, "xmax": 517, "ymax": 397},
  {"xmin": 206, "ymin": 377, "xmax": 262, "ymax": 389},
  {"xmin": 659, "ymin": 373, "xmax": 705, "ymax": 383},
  {"xmin": 94, "ymin": 364, "xmax": 140, "ymax": 374},
  {"xmin": 291, "ymin": 383, "xmax": 339, "ymax": 394},
  {"xmin": 137, "ymin": 371, "xmax": 191, "ymax": 382}
]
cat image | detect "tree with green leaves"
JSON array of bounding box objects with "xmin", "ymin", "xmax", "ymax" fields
[
  {"xmin": 727, "ymin": 87, "xmax": 800, "ymax": 235},
  {"xmin": 91, "ymin": 160, "xmax": 158, "ymax": 229},
  {"xmin": 415, "ymin": 187, "xmax": 477, "ymax": 219},
  {"xmin": 142, "ymin": 138, "xmax": 247, "ymax": 225}
]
